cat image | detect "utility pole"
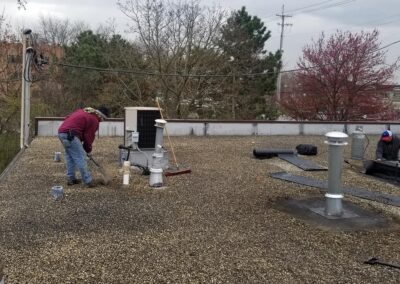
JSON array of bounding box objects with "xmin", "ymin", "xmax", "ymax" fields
[
  {"xmin": 276, "ymin": 5, "xmax": 292, "ymax": 102},
  {"xmin": 20, "ymin": 28, "xmax": 32, "ymax": 149}
]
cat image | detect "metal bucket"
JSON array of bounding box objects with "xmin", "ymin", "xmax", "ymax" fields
[
  {"xmin": 149, "ymin": 168, "xmax": 163, "ymax": 187},
  {"xmin": 54, "ymin": 151, "xmax": 62, "ymax": 162},
  {"xmin": 51, "ymin": 186, "xmax": 64, "ymax": 201}
]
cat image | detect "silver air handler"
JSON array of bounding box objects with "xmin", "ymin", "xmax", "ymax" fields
[
  {"xmin": 149, "ymin": 119, "xmax": 167, "ymax": 187},
  {"xmin": 324, "ymin": 131, "xmax": 348, "ymax": 217}
]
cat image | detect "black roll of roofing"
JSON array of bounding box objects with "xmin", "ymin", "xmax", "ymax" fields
[{"xmin": 253, "ymin": 148, "xmax": 295, "ymax": 159}]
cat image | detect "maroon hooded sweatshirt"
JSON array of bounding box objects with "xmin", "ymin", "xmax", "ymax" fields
[{"xmin": 58, "ymin": 109, "xmax": 100, "ymax": 153}]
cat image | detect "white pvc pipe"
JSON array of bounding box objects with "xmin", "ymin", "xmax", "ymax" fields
[{"xmin": 122, "ymin": 161, "xmax": 130, "ymax": 186}]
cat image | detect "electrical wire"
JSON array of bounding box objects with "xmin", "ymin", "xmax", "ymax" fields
[
  {"xmin": 363, "ymin": 132, "xmax": 370, "ymax": 159},
  {"xmin": 22, "ymin": 36, "xmax": 400, "ymax": 81},
  {"xmin": 23, "ymin": 52, "xmax": 33, "ymax": 82},
  {"xmin": 23, "ymin": 52, "xmax": 45, "ymax": 83},
  {"xmin": 378, "ymin": 40, "xmax": 400, "ymax": 51},
  {"xmin": 135, "ymin": 145, "xmax": 150, "ymax": 168},
  {"xmin": 359, "ymin": 14, "xmax": 400, "ymax": 27},
  {"xmin": 0, "ymin": 78, "xmax": 21, "ymax": 83},
  {"xmin": 52, "ymin": 62, "xmax": 325, "ymax": 77},
  {"xmin": 263, "ymin": 0, "xmax": 341, "ymax": 21},
  {"xmin": 291, "ymin": 0, "xmax": 355, "ymax": 15},
  {"xmin": 55, "ymin": 62, "xmax": 275, "ymax": 78},
  {"xmin": 286, "ymin": 0, "xmax": 337, "ymax": 14}
]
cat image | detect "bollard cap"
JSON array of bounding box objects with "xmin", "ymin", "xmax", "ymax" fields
[
  {"xmin": 325, "ymin": 131, "xmax": 348, "ymax": 145},
  {"xmin": 52, "ymin": 185, "xmax": 63, "ymax": 190},
  {"xmin": 123, "ymin": 161, "xmax": 131, "ymax": 167}
]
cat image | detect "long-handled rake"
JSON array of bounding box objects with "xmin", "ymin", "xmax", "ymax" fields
[
  {"xmin": 87, "ymin": 154, "xmax": 111, "ymax": 185},
  {"xmin": 156, "ymin": 98, "xmax": 191, "ymax": 176}
]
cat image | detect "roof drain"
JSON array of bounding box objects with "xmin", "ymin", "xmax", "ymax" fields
[
  {"xmin": 324, "ymin": 131, "xmax": 348, "ymax": 217},
  {"xmin": 149, "ymin": 119, "xmax": 167, "ymax": 187}
]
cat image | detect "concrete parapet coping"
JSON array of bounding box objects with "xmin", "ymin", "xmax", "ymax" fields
[{"xmin": 34, "ymin": 117, "xmax": 400, "ymax": 137}]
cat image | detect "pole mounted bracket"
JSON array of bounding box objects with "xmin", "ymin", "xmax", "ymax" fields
[{"xmin": 23, "ymin": 28, "xmax": 32, "ymax": 35}]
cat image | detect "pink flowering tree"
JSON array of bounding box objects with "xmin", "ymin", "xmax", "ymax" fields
[{"xmin": 280, "ymin": 30, "xmax": 399, "ymax": 121}]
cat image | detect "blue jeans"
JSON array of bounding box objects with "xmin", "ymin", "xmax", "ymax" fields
[{"xmin": 58, "ymin": 133, "xmax": 92, "ymax": 184}]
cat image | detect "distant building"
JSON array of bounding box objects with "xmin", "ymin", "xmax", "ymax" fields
[{"xmin": 380, "ymin": 84, "xmax": 400, "ymax": 110}]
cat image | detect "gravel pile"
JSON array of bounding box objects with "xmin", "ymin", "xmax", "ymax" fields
[{"xmin": 0, "ymin": 135, "xmax": 399, "ymax": 283}]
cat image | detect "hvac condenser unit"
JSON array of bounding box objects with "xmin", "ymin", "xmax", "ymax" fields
[{"xmin": 124, "ymin": 107, "xmax": 161, "ymax": 148}]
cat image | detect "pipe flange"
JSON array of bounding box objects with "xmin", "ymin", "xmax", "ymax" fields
[{"xmin": 325, "ymin": 193, "xmax": 344, "ymax": 199}]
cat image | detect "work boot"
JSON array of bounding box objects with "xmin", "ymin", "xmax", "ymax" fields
[
  {"xmin": 86, "ymin": 179, "xmax": 97, "ymax": 188},
  {"xmin": 67, "ymin": 179, "xmax": 81, "ymax": 186},
  {"xmin": 86, "ymin": 178, "xmax": 105, "ymax": 188}
]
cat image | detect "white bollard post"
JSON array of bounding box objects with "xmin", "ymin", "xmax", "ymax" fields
[{"xmin": 122, "ymin": 161, "xmax": 131, "ymax": 187}]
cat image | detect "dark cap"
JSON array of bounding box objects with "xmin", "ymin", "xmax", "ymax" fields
[{"xmin": 97, "ymin": 106, "xmax": 109, "ymax": 118}]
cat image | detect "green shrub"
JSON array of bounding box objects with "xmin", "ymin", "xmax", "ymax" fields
[{"xmin": 0, "ymin": 133, "xmax": 20, "ymax": 175}]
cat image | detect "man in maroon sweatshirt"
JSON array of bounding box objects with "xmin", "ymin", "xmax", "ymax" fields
[{"xmin": 58, "ymin": 107, "xmax": 109, "ymax": 187}]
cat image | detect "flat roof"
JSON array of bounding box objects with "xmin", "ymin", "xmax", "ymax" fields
[{"xmin": 0, "ymin": 135, "xmax": 399, "ymax": 282}]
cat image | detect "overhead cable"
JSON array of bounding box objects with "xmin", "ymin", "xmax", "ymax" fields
[
  {"xmin": 55, "ymin": 62, "xmax": 277, "ymax": 77},
  {"xmin": 286, "ymin": 0, "xmax": 336, "ymax": 14},
  {"xmin": 291, "ymin": 0, "xmax": 356, "ymax": 15},
  {"xmin": 24, "ymin": 37, "xmax": 400, "ymax": 81}
]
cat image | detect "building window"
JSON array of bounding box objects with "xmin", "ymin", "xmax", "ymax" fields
[{"xmin": 7, "ymin": 55, "xmax": 22, "ymax": 64}]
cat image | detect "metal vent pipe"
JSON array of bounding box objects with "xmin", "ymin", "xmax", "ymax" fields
[
  {"xmin": 324, "ymin": 131, "xmax": 348, "ymax": 216},
  {"xmin": 150, "ymin": 119, "xmax": 167, "ymax": 187},
  {"xmin": 154, "ymin": 119, "xmax": 166, "ymax": 149}
]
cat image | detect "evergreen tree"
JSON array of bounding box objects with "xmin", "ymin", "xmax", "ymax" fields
[
  {"xmin": 63, "ymin": 31, "xmax": 108, "ymax": 108},
  {"xmin": 219, "ymin": 7, "xmax": 280, "ymax": 119},
  {"xmin": 62, "ymin": 30, "xmax": 152, "ymax": 115}
]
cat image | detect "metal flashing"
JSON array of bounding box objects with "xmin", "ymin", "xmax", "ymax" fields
[{"xmin": 270, "ymin": 171, "xmax": 400, "ymax": 207}]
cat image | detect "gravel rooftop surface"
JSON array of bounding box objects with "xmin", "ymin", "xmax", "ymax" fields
[{"xmin": 0, "ymin": 135, "xmax": 400, "ymax": 283}]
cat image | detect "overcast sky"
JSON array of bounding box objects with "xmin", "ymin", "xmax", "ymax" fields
[{"xmin": 2, "ymin": 0, "xmax": 400, "ymax": 81}]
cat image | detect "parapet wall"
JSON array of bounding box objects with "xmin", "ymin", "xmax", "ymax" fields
[{"xmin": 35, "ymin": 117, "xmax": 400, "ymax": 137}]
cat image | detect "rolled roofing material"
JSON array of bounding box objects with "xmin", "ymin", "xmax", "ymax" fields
[
  {"xmin": 253, "ymin": 148, "xmax": 326, "ymax": 171},
  {"xmin": 278, "ymin": 154, "xmax": 327, "ymax": 171},
  {"xmin": 253, "ymin": 148, "xmax": 295, "ymax": 159}
]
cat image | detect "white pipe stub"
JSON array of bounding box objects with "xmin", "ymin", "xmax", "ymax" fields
[
  {"xmin": 325, "ymin": 131, "xmax": 348, "ymax": 145},
  {"xmin": 149, "ymin": 168, "xmax": 163, "ymax": 187},
  {"xmin": 154, "ymin": 119, "xmax": 167, "ymax": 128}
]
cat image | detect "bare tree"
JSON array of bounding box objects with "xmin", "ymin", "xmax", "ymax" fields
[
  {"xmin": 96, "ymin": 18, "xmax": 118, "ymax": 39},
  {"xmin": 17, "ymin": 0, "xmax": 27, "ymax": 10},
  {"xmin": 0, "ymin": 12, "xmax": 21, "ymax": 134},
  {"xmin": 36, "ymin": 15, "xmax": 89, "ymax": 46},
  {"xmin": 117, "ymin": 0, "xmax": 226, "ymax": 118}
]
